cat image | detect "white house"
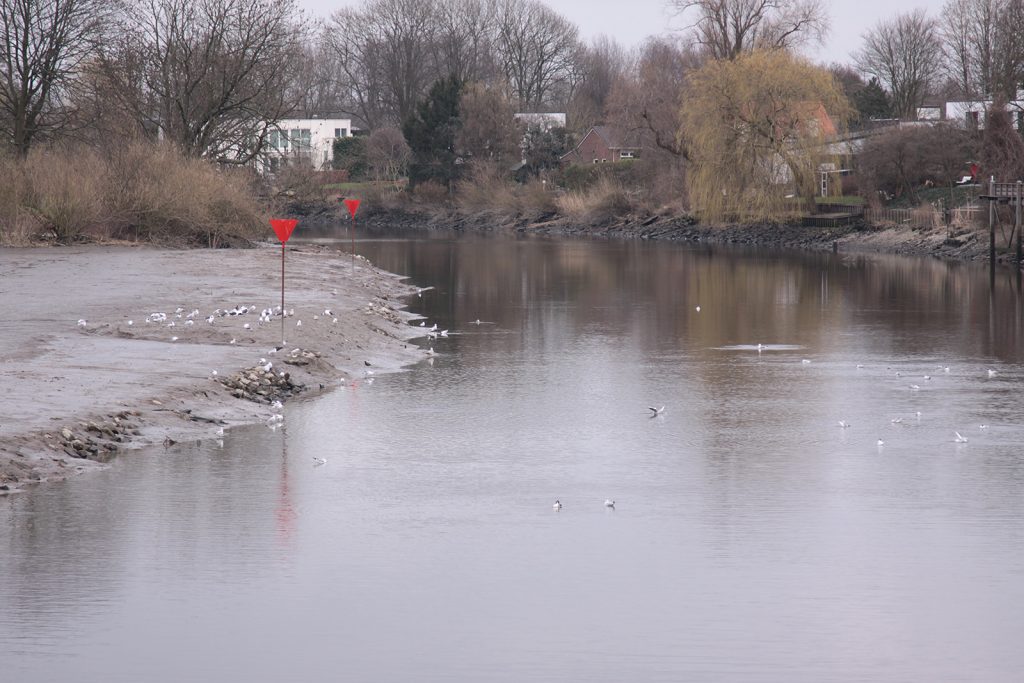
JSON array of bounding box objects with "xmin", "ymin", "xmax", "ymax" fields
[
  {"xmin": 945, "ymin": 97, "xmax": 1024, "ymax": 130},
  {"xmin": 263, "ymin": 117, "xmax": 353, "ymax": 172}
]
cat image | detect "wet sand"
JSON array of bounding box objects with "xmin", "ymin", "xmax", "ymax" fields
[{"xmin": 0, "ymin": 244, "xmax": 426, "ymax": 491}]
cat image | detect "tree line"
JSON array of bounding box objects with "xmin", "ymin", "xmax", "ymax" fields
[{"xmin": 4, "ymin": 0, "xmax": 1024, "ymax": 223}]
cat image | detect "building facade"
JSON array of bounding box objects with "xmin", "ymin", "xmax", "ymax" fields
[{"xmin": 263, "ymin": 118, "xmax": 353, "ymax": 172}]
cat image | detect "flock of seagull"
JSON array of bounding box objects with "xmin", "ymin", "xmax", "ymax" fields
[
  {"xmin": 826, "ymin": 360, "xmax": 1004, "ymax": 448},
  {"xmin": 77, "ymin": 301, "xmax": 346, "ymax": 345}
]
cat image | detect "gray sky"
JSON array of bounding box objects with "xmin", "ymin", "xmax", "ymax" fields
[{"xmin": 298, "ymin": 0, "xmax": 946, "ymax": 66}]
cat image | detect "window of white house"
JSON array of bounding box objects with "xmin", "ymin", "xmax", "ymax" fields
[
  {"xmin": 334, "ymin": 128, "xmax": 348, "ymax": 138},
  {"xmin": 268, "ymin": 130, "xmax": 279, "ymax": 150}
]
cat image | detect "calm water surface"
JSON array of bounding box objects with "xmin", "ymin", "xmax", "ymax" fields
[{"xmin": 3, "ymin": 236, "xmax": 1024, "ymax": 682}]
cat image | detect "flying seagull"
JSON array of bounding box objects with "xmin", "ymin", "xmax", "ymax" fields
[{"xmin": 648, "ymin": 406, "xmax": 665, "ymax": 416}]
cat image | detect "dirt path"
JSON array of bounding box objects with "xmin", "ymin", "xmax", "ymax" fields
[{"xmin": 0, "ymin": 244, "xmax": 427, "ymax": 492}]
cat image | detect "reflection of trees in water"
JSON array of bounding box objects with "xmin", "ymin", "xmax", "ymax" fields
[{"xmin": 362, "ymin": 236, "xmax": 1023, "ymax": 365}]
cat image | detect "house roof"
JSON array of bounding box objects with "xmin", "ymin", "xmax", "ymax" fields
[{"xmin": 591, "ymin": 125, "xmax": 641, "ymax": 150}]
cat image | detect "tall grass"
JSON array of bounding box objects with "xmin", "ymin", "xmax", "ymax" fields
[{"xmin": 0, "ymin": 142, "xmax": 266, "ymax": 246}]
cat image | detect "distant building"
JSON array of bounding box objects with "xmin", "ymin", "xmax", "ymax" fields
[
  {"xmin": 943, "ymin": 94, "xmax": 1024, "ymax": 130},
  {"xmin": 263, "ymin": 117, "xmax": 353, "ymax": 173},
  {"xmin": 560, "ymin": 125, "xmax": 641, "ymax": 165},
  {"xmin": 514, "ymin": 112, "xmax": 566, "ymax": 131}
]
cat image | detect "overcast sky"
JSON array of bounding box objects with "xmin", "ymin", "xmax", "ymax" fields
[{"xmin": 297, "ymin": 0, "xmax": 945, "ymax": 66}]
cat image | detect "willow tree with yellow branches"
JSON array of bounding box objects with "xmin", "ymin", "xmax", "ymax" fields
[{"xmin": 681, "ymin": 50, "xmax": 850, "ymax": 222}]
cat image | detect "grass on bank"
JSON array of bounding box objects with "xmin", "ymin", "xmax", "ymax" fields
[{"xmin": 0, "ymin": 143, "xmax": 266, "ymax": 247}]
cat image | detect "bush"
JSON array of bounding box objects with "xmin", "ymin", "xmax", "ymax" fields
[
  {"xmin": 0, "ymin": 142, "xmax": 265, "ymax": 246},
  {"xmin": 332, "ymin": 137, "xmax": 368, "ymax": 179}
]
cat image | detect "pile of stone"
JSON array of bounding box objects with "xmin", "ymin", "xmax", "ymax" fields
[
  {"xmin": 220, "ymin": 364, "xmax": 303, "ymax": 403},
  {"xmin": 55, "ymin": 411, "xmax": 141, "ymax": 461}
]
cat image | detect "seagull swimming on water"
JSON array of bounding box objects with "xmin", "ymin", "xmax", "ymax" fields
[
  {"xmin": 553, "ymin": 500, "xmax": 562, "ymax": 511},
  {"xmin": 838, "ymin": 420, "xmax": 850, "ymax": 428},
  {"xmin": 604, "ymin": 499, "xmax": 615, "ymax": 508},
  {"xmin": 313, "ymin": 457, "xmax": 327, "ymax": 466},
  {"xmin": 955, "ymin": 431, "xmax": 969, "ymax": 443},
  {"xmin": 649, "ymin": 406, "xmax": 665, "ymax": 416}
]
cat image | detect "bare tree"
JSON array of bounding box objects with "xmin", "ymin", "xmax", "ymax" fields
[
  {"xmin": 567, "ymin": 36, "xmax": 628, "ymax": 128},
  {"xmin": 433, "ymin": 0, "xmax": 498, "ymax": 84},
  {"xmin": 102, "ymin": 0, "xmax": 306, "ymax": 164},
  {"xmin": 857, "ymin": 9, "xmax": 943, "ymax": 120},
  {"xmin": 456, "ymin": 81, "xmax": 519, "ymax": 164},
  {"xmin": 366, "ymin": 126, "xmax": 411, "ymax": 182},
  {"xmin": 941, "ymin": 0, "xmax": 1024, "ymax": 101},
  {"xmin": 0, "ymin": 0, "xmax": 108, "ymax": 155},
  {"xmin": 606, "ymin": 37, "xmax": 698, "ymax": 159},
  {"xmin": 670, "ymin": 0, "xmax": 828, "ymax": 60},
  {"xmin": 289, "ymin": 27, "xmax": 351, "ymax": 118},
  {"xmin": 329, "ymin": 0, "xmax": 440, "ymax": 129},
  {"xmin": 494, "ymin": 0, "xmax": 579, "ymax": 110}
]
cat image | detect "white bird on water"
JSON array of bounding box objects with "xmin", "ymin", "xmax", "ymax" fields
[
  {"xmin": 313, "ymin": 457, "xmax": 327, "ymax": 467},
  {"xmin": 604, "ymin": 499, "xmax": 615, "ymax": 508},
  {"xmin": 838, "ymin": 420, "xmax": 850, "ymax": 429},
  {"xmin": 649, "ymin": 406, "xmax": 665, "ymax": 416},
  {"xmin": 955, "ymin": 431, "xmax": 969, "ymax": 443},
  {"xmin": 553, "ymin": 500, "xmax": 562, "ymax": 511},
  {"xmin": 877, "ymin": 439, "xmax": 885, "ymax": 447},
  {"xmin": 988, "ymin": 369, "xmax": 998, "ymax": 377}
]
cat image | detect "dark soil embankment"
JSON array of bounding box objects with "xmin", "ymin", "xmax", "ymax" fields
[{"xmin": 296, "ymin": 202, "xmax": 1004, "ymax": 265}]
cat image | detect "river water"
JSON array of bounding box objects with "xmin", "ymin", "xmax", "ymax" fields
[{"xmin": 3, "ymin": 236, "xmax": 1024, "ymax": 681}]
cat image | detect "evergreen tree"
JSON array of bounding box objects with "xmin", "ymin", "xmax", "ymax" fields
[
  {"xmin": 853, "ymin": 78, "xmax": 892, "ymax": 121},
  {"xmin": 402, "ymin": 76, "xmax": 464, "ymax": 191}
]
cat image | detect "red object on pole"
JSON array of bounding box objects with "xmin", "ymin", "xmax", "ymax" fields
[
  {"xmin": 344, "ymin": 199, "xmax": 361, "ymax": 270},
  {"xmin": 270, "ymin": 219, "xmax": 299, "ymax": 344}
]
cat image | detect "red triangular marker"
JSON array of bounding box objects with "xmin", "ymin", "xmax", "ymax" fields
[
  {"xmin": 344, "ymin": 199, "xmax": 361, "ymax": 218},
  {"xmin": 270, "ymin": 218, "xmax": 298, "ymax": 244}
]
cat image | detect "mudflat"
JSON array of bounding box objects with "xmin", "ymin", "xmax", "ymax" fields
[{"xmin": 0, "ymin": 244, "xmax": 426, "ymax": 491}]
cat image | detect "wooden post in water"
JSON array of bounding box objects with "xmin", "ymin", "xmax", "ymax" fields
[
  {"xmin": 987, "ymin": 176, "xmax": 995, "ymax": 272},
  {"xmin": 1017, "ymin": 180, "xmax": 1023, "ymax": 266}
]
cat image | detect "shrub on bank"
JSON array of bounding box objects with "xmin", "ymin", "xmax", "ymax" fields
[{"xmin": 0, "ymin": 143, "xmax": 266, "ymax": 246}]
